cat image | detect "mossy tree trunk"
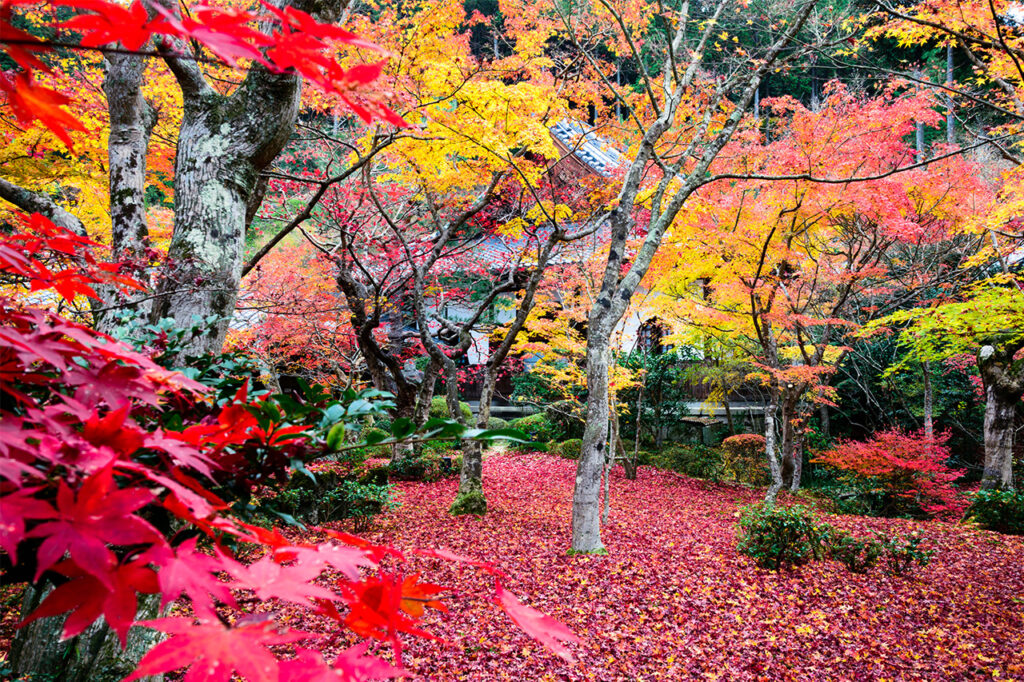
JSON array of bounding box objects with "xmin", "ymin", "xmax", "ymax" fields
[{"xmin": 10, "ymin": 585, "xmax": 164, "ymax": 682}]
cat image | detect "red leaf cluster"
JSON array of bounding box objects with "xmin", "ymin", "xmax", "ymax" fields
[
  {"xmin": 0, "ymin": 215, "xmax": 577, "ymax": 680},
  {"xmin": 0, "ymin": 0, "xmax": 405, "ymax": 147},
  {"xmin": 812, "ymin": 429, "xmax": 968, "ymax": 518}
]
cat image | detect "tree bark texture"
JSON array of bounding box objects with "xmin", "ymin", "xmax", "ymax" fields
[
  {"xmin": 978, "ymin": 344, "xmax": 1024, "ymax": 490},
  {"xmin": 763, "ymin": 386, "xmax": 784, "ymax": 504},
  {"xmin": 922, "ymin": 360, "xmax": 934, "ymax": 440},
  {"xmin": 572, "ymin": 336, "xmax": 611, "ymax": 552},
  {"xmin": 10, "ymin": 585, "xmax": 163, "ymax": 682},
  {"xmin": 151, "ymin": 0, "xmax": 348, "ymax": 356}
]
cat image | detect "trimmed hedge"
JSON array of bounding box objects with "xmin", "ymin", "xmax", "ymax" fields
[
  {"xmin": 555, "ymin": 438, "xmax": 583, "ymax": 460},
  {"xmin": 429, "ymin": 396, "xmax": 474, "ymax": 422}
]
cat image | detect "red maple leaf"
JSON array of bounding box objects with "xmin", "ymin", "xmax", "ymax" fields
[
  {"xmin": 494, "ymin": 582, "xmax": 579, "ymax": 663},
  {"xmin": 148, "ymin": 538, "xmax": 240, "ymax": 620},
  {"xmin": 229, "ymin": 553, "xmax": 337, "ymax": 608},
  {"xmin": 340, "ymin": 572, "xmax": 446, "ymax": 661},
  {"xmin": 0, "ymin": 488, "xmax": 54, "ymax": 563},
  {"xmin": 55, "ymin": 0, "xmax": 153, "ymax": 51},
  {"xmin": 20, "ymin": 557, "xmax": 158, "ymax": 646},
  {"xmin": 150, "ymin": 4, "xmax": 272, "ymax": 67},
  {"xmin": 1, "ymin": 70, "xmax": 87, "ymax": 150},
  {"xmin": 278, "ymin": 644, "xmax": 402, "ymax": 682},
  {"xmin": 26, "ymin": 463, "xmax": 160, "ymax": 586},
  {"xmin": 125, "ymin": 616, "xmax": 310, "ymax": 682}
]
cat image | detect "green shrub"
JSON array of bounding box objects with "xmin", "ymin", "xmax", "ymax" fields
[
  {"xmin": 967, "ymin": 489, "xmax": 1024, "ymax": 535},
  {"xmin": 556, "ymin": 438, "xmax": 583, "ymax": 460},
  {"xmin": 738, "ymin": 503, "xmax": 933, "ymax": 576},
  {"xmin": 388, "ymin": 452, "xmax": 462, "ymax": 482},
  {"xmin": 721, "ymin": 433, "xmax": 769, "ymax": 485},
  {"xmin": 486, "ymin": 416, "xmax": 509, "ymax": 430},
  {"xmin": 429, "ymin": 396, "xmax": 473, "ymax": 422},
  {"xmin": 269, "ymin": 465, "xmax": 394, "ymax": 530},
  {"xmin": 509, "ymin": 412, "xmax": 560, "ymax": 444},
  {"xmin": 874, "ymin": 532, "xmax": 934, "ymax": 575},
  {"xmin": 543, "ymin": 400, "xmax": 585, "ymax": 439},
  {"xmin": 737, "ymin": 504, "xmax": 828, "ymax": 570},
  {"xmin": 827, "ymin": 532, "xmax": 882, "ymax": 573},
  {"xmin": 652, "ymin": 444, "xmax": 724, "ymax": 481}
]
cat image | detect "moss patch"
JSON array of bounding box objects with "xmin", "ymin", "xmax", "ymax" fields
[{"xmin": 449, "ymin": 490, "xmax": 487, "ymax": 516}]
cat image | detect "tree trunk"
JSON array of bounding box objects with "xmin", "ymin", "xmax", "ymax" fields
[
  {"xmin": 977, "ymin": 344, "xmax": 1024, "ymax": 490},
  {"xmin": 97, "ymin": 51, "xmax": 157, "ymax": 328},
  {"xmin": 780, "ymin": 389, "xmax": 799, "ymax": 489},
  {"xmin": 819, "ymin": 404, "xmax": 830, "ymax": 438},
  {"xmin": 982, "ymin": 385, "xmax": 1017, "ymax": 490},
  {"xmin": 764, "ymin": 386, "xmax": 784, "ymax": 504},
  {"xmin": 789, "ymin": 425, "xmax": 804, "ymax": 492},
  {"xmin": 10, "ymin": 585, "xmax": 164, "ymax": 682},
  {"xmin": 922, "ymin": 360, "xmax": 934, "ymax": 440},
  {"xmin": 452, "ymin": 373, "xmax": 491, "ymax": 515},
  {"xmin": 571, "ymin": 337, "xmax": 610, "ymax": 552},
  {"xmin": 150, "ymin": 13, "xmax": 332, "ymax": 356}
]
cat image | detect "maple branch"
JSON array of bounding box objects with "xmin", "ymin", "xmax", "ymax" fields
[
  {"xmin": 873, "ymin": 0, "xmax": 1024, "ymax": 60},
  {"xmin": 242, "ymin": 138, "xmax": 393, "ymax": 276},
  {"xmin": 706, "ymin": 135, "xmax": 1004, "ymax": 185},
  {"xmin": 155, "ymin": 36, "xmax": 215, "ymax": 98},
  {"xmin": 0, "ymin": 178, "xmax": 87, "ymax": 237}
]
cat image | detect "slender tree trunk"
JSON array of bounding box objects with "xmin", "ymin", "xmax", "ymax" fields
[
  {"xmin": 923, "ymin": 360, "xmax": 934, "ymax": 440},
  {"xmin": 572, "ymin": 336, "xmax": 611, "ymax": 552},
  {"xmin": 780, "ymin": 390, "xmax": 799, "ymax": 488},
  {"xmin": 789, "ymin": 425, "xmax": 804, "ymax": 492},
  {"xmin": 764, "ymin": 385, "xmax": 784, "ymax": 504},
  {"xmin": 819, "ymin": 404, "xmax": 830, "ymax": 438},
  {"xmin": 946, "ymin": 45, "xmax": 955, "ymax": 144},
  {"xmin": 98, "ymin": 51, "xmax": 157, "ymax": 327}
]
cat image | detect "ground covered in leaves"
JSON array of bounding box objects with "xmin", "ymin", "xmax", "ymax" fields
[{"xmin": 352, "ymin": 453, "xmax": 1023, "ymax": 681}]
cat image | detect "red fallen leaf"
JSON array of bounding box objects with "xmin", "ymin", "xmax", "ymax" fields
[
  {"xmin": 229, "ymin": 553, "xmax": 337, "ymax": 608},
  {"xmin": 495, "ymin": 582, "xmax": 579, "ymax": 663},
  {"xmin": 413, "ymin": 546, "xmax": 506, "ymax": 577},
  {"xmin": 20, "ymin": 557, "xmax": 158, "ymax": 646},
  {"xmin": 278, "ymin": 644, "xmax": 403, "ymax": 681},
  {"xmin": 124, "ymin": 616, "xmax": 310, "ymax": 682},
  {"xmin": 26, "ymin": 463, "xmax": 160, "ymax": 587},
  {"xmin": 147, "ymin": 537, "xmax": 240, "ymax": 620},
  {"xmin": 55, "ymin": 0, "xmax": 153, "ymax": 51},
  {"xmin": 1, "ymin": 70, "xmax": 87, "ymax": 149}
]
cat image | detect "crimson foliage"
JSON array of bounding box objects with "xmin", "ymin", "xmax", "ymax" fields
[
  {"xmin": 0, "ymin": 214, "xmax": 577, "ymax": 680},
  {"xmin": 812, "ymin": 429, "xmax": 967, "ymax": 519}
]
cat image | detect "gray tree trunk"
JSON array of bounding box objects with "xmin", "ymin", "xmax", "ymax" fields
[
  {"xmin": 10, "ymin": 585, "xmax": 163, "ymax": 682},
  {"xmin": 150, "ymin": 0, "xmax": 347, "ymax": 356},
  {"xmin": 97, "ymin": 51, "xmax": 157, "ymax": 329},
  {"xmin": 977, "ymin": 343, "xmax": 1024, "ymax": 490},
  {"xmin": 572, "ymin": 336, "xmax": 611, "ymax": 552},
  {"xmin": 764, "ymin": 386, "xmax": 784, "ymax": 504},
  {"xmin": 923, "ymin": 360, "xmax": 934, "ymax": 440}
]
